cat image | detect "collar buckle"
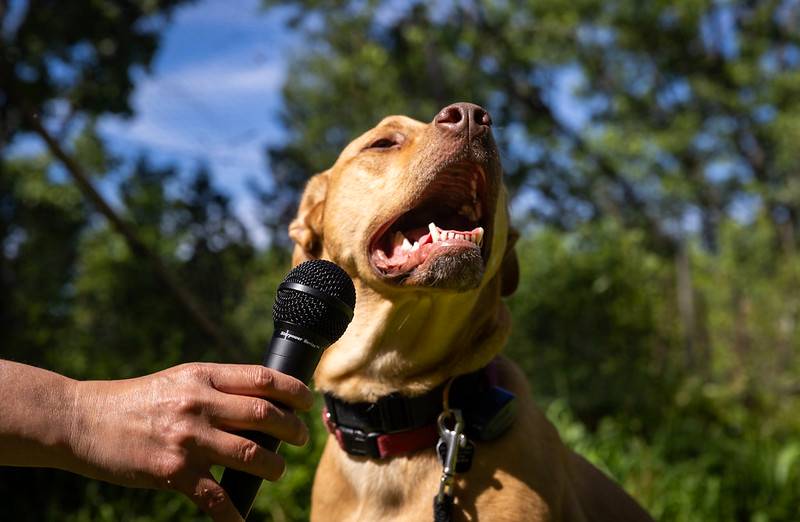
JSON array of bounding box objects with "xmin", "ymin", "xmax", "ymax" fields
[{"xmin": 336, "ymin": 424, "xmax": 381, "ymax": 458}]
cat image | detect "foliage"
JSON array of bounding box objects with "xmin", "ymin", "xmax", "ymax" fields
[
  {"xmin": 0, "ymin": 0, "xmax": 189, "ymax": 143},
  {"xmin": 1, "ymin": 154, "xmax": 87, "ymax": 366},
  {"xmin": 510, "ymin": 222, "xmax": 800, "ymax": 521},
  {"xmin": 0, "ymin": 150, "xmax": 252, "ymax": 519},
  {"xmin": 262, "ymin": 0, "xmax": 800, "ymax": 255},
  {"xmin": 506, "ymin": 221, "xmax": 680, "ymax": 430}
]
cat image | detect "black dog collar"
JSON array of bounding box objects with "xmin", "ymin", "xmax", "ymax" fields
[{"xmin": 322, "ymin": 359, "xmax": 516, "ymax": 459}]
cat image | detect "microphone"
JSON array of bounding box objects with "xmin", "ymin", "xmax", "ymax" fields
[{"xmin": 220, "ymin": 259, "xmax": 356, "ymax": 519}]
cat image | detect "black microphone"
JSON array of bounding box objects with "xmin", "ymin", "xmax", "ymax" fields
[{"xmin": 220, "ymin": 259, "xmax": 356, "ymax": 519}]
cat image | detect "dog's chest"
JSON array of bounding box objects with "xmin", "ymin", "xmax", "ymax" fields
[
  {"xmin": 332, "ymin": 449, "xmax": 441, "ymax": 520},
  {"xmin": 323, "ymin": 440, "xmax": 555, "ymax": 522},
  {"xmin": 342, "ymin": 449, "xmax": 438, "ymax": 495}
]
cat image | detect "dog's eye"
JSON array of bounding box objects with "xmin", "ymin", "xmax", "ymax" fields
[
  {"xmin": 365, "ymin": 134, "xmax": 404, "ymax": 151},
  {"xmin": 370, "ymin": 138, "xmax": 397, "ymax": 148}
]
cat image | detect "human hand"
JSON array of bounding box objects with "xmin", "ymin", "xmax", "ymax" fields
[{"xmin": 66, "ymin": 363, "xmax": 313, "ymax": 521}]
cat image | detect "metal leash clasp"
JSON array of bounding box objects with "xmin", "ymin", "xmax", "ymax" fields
[{"xmin": 436, "ymin": 408, "xmax": 467, "ymax": 502}]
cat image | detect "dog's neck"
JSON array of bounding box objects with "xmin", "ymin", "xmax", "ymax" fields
[{"xmin": 313, "ymin": 273, "xmax": 510, "ymax": 402}]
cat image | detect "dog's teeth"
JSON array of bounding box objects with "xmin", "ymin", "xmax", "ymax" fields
[
  {"xmin": 411, "ymin": 241, "xmax": 420, "ymax": 251},
  {"xmin": 429, "ymin": 222, "xmax": 440, "ymax": 242},
  {"xmin": 475, "ymin": 227, "xmax": 484, "ymax": 246},
  {"xmin": 402, "ymin": 237, "xmax": 412, "ymax": 250},
  {"xmin": 393, "ymin": 231, "xmax": 405, "ymax": 247}
]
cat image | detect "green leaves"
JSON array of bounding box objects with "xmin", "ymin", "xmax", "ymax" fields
[
  {"xmin": 775, "ymin": 442, "xmax": 800, "ymax": 487},
  {"xmin": 264, "ymin": 0, "xmax": 800, "ymax": 258},
  {"xmin": 514, "ymin": 218, "xmax": 800, "ymax": 521},
  {"xmin": 1, "ymin": 0, "xmax": 189, "ymax": 138}
]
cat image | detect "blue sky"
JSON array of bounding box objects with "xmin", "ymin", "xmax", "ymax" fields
[{"xmin": 98, "ymin": 0, "xmax": 300, "ymax": 246}]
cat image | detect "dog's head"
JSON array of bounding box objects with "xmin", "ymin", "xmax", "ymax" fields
[{"xmin": 289, "ymin": 102, "xmax": 518, "ymax": 298}]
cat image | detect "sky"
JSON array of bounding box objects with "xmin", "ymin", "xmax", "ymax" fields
[{"xmin": 98, "ymin": 0, "xmax": 300, "ymax": 247}]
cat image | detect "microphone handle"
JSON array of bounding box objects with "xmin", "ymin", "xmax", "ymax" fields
[
  {"xmin": 221, "ymin": 431, "xmax": 281, "ymax": 519},
  {"xmin": 220, "ymin": 334, "xmax": 324, "ymax": 519}
]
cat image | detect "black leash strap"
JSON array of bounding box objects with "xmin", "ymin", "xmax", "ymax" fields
[{"xmin": 433, "ymin": 493, "xmax": 455, "ymax": 522}]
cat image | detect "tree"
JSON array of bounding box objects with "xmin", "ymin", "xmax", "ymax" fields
[
  {"xmin": 262, "ymin": 0, "xmax": 800, "ymax": 254},
  {"xmin": 1, "ymin": 0, "xmax": 185, "ymax": 143},
  {"xmin": 0, "ymin": 0, "xmax": 239, "ymax": 354}
]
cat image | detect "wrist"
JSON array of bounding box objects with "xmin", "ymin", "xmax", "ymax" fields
[
  {"xmin": 0, "ymin": 361, "xmax": 83, "ymax": 470},
  {"xmin": 59, "ymin": 378, "xmax": 103, "ymax": 476},
  {"xmin": 44, "ymin": 374, "xmax": 85, "ymax": 472}
]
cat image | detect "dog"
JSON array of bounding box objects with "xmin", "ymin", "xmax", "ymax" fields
[{"xmin": 288, "ymin": 102, "xmax": 654, "ymax": 521}]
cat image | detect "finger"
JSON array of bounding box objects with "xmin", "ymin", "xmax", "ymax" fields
[
  {"xmin": 183, "ymin": 471, "xmax": 244, "ymax": 522},
  {"xmin": 208, "ymin": 392, "xmax": 309, "ymax": 446},
  {"xmin": 199, "ymin": 429, "xmax": 287, "ymax": 482},
  {"xmin": 202, "ymin": 364, "xmax": 314, "ymax": 411}
]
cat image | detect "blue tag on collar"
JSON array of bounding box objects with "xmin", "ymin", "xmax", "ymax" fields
[{"xmin": 463, "ymin": 386, "xmax": 517, "ymax": 441}]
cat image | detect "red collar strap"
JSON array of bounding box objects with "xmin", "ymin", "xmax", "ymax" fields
[{"xmin": 322, "ymin": 361, "xmax": 501, "ymax": 459}]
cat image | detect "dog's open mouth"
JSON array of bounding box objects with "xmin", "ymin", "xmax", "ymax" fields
[{"xmin": 369, "ymin": 162, "xmax": 491, "ymax": 284}]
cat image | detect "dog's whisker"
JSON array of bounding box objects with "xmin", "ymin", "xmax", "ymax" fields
[{"xmin": 396, "ymin": 313, "xmax": 411, "ymax": 332}]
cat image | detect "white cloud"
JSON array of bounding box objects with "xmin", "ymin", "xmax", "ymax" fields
[
  {"xmin": 174, "ymin": 0, "xmax": 268, "ymax": 28},
  {"xmin": 144, "ymin": 56, "xmax": 285, "ymax": 98},
  {"xmin": 97, "ymin": 0, "xmax": 297, "ymax": 247},
  {"xmin": 100, "ymin": 49, "xmax": 286, "ymax": 170}
]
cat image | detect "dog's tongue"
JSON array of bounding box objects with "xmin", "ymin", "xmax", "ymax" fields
[{"xmin": 376, "ymin": 228, "xmax": 434, "ymax": 272}]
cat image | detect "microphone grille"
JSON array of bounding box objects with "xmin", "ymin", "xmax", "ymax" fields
[{"xmin": 272, "ymin": 259, "xmax": 356, "ymax": 343}]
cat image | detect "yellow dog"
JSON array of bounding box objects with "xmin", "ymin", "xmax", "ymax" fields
[{"xmin": 288, "ymin": 102, "xmax": 653, "ymax": 521}]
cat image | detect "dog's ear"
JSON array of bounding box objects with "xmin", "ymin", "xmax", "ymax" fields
[
  {"xmin": 289, "ymin": 171, "xmax": 329, "ymax": 264},
  {"xmin": 500, "ymin": 226, "xmax": 520, "ymax": 297}
]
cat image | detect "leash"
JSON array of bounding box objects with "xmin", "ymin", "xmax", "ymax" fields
[{"xmin": 433, "ymin": 378, "xmax": 470, "ymax": 522}]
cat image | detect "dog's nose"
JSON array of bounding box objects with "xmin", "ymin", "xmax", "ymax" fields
[{"xmin": 435, "ymin": 102, "xmax": 492, "ymax": 137}]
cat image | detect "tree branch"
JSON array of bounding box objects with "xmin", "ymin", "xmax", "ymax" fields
[{"xmin": 27, "ymin": 113, "xmax": 243, "ymax": 361}]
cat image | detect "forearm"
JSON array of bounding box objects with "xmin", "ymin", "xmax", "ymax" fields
[{"xmin": 0, "ymin": 360, "xmax": 79, "ymax": 470}]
